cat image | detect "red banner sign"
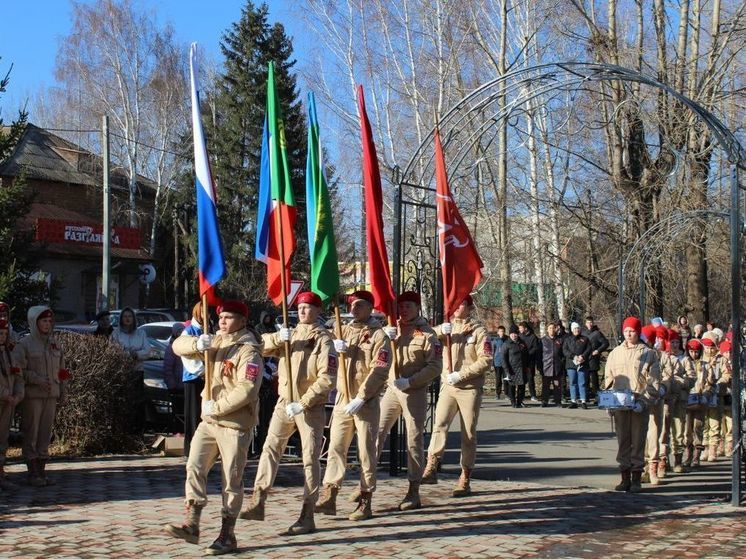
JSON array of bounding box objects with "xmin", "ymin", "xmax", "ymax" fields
[{"xmin": 35, "ymin": 218, "xmax": 141, "ymax": 250}]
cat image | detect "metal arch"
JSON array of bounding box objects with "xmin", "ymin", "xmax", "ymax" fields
[
  {"xmin": 400, "ymin": 62, "xmax": 746, "ymax": 188},
  {"xmin": 617, "ymin": 209, "xmax": 730, "ymax": 324}
]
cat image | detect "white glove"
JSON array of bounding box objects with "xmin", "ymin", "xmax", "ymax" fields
[
  {"xmin": 632, "ymin": 402, "xmax": 644, "ymax": 413},
  {"xmin": 383, "ymin": 326, "xmax": 398, "ymax": 340},
  {"xmin": 344, "ymin": 397, "xmax": 365, "ymax": 415},
  {"xmin": 659, "ymin": 385, "xmax": 667, "ymax": 397},
  {"xmin": 441, "ymin": 322, "xmax": 452, "ymax": 335},
  {"xmin": 285, "ymin": 402, "xmax": 304, "ymax": 418},
  {"xmin": 279, "ymin": 327, "xmax": 292, "ymax": 342},
  {"xmin": 394, "ymin": 377, "xmax": 410, "ymax": 391},
  {"xmin": 447, "ymin": 371, "xmax": 461, "ymax": 385},
  {"xmin": 196, "ymin": 334, "xmax": 214, "ymax": 352},
  {"xmin": 334, "ymin": 339, "xmax": 348, "ymax": 353},
  {"xmin": 202, "ymin": 400, "xmax": 215, "ymax": 417}
]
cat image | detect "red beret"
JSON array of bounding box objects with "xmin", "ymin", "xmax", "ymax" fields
[
  {"xmin": 701, "ymin": 337, "xmax": 716, "ymax": 348},
  {"xmin": 719, "ymin": 340, "xmax": 732, "ymax": 353},
  {"xmin": 217, "ymin": 300, "xmax": 249, "ymax": 318},
  {"xmin": 640, "ymin": 325, "xmax": 657, "ymax": 344},
  {"xmin": 347, "ymin": 290, "xmax": 374, "ymax": 305},
  {"xmin": 622, "ymin": 316, "xmax": 642, "ymax": 335},
  {"xmin": 0, "ymin": 302, "xmax": 8, "ymax": 314},
  {"xmin": 398, "ymin": 291, "xmax": 421, "ymax": 306},
  {"xmin": 37, "ymin": 309, "xmax": 54, "ymax": 321},
  {"xmin": 654, "ymin": 326, "xmax": 669, "ymax": 342},
  {"xmin": 0, "ymin": 319, "xmax": 8, "ymax": 330},
  {"xmin": 296, "ymin": 291, "xmax": 322, "ymax": 307},
  {"xmin": 668, "ymin": 328, "xmax": 680, "ymax": 341},
  {"xmin": 687, "ymin": 339, "xmax": 703, "ymax": 351}
]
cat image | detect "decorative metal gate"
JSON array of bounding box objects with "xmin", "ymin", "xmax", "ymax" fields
[{"xmin": 388, "ymin": 62, "xmax": 746, "ymax": 503}]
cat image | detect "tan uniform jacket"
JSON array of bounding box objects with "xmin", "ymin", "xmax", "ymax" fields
[
  {"xmin": 603, "ymin": 341, "xmax": 660, "ymax": 407},
  {"xmin": 389, "ymin": 317, "xmax": 442, "ymax": 390},
  {"xmin": 339, "ymin": 317, "xmax": 391, "ymax": 402},
  {"xmin": 174, "ymin": 328, "xmax": 263, "ymax": 431},
  {"xmin": 664, "ymin": 352, "xmax": 689, "ymax": 400},
  {"xmin": 683, "ymin": 357, "xmax": 715, "ymax": 394},
  {"xmin": 657, "ymin": 352, "xmax": 677, "ymax": 401},
  {"xmin": 715, "ymin": 355, "xmax": 732, "ymax": 395},
  {"xmin": 14, "ymin": 332, "xmax": 66, "ymax": 400},
  {"xmin": 433, "ymin": 318, "xmax": 492, "ymax": 389},
  {"xmin": 263, "ymin": 323, "xmax": 336, "ymax": 410},
  {"xmin": 0, "ymin": 347, "xmax": 24, "ymax": 402}
]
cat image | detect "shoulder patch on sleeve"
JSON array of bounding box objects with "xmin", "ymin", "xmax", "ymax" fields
[
  {"xmin": 245, "ymin": 362, "xmax": 259, "ymax": 382},
  {"xmin": 328, "ymin": 354, "xmax": 338, "ymax": 372},
  {"xmin": 375, "ymin": 347, "xmax": 390, "ymax": 366}
]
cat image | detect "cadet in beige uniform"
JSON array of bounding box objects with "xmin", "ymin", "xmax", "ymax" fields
[
  {"xmin": 682, "ymin": 339, "xmax": 711, "ymax": 468},
  {"xmin": 716, "ymin": 340, "xmax": 734, "ymax": 456},
  {"xmin": 662, "ymin": 329, "xmax": 689, "ymax": 474},
  {"xmin": 605, "ymin": 317, "xmax": 660, "ymax": 493},
  {"xmin": 165, "ymin": 300, "xmax": 263, "ymax": 556},
  {"xmin": 315, "ymin": 290, "xmax": 391, "ymax": 521},
  {"xmin": 240, "ymin": 292, "xmax": 336, "ymax": 536},
  {"xmin": 422, "ymin": 295, "xmax": 491, "ymax": 497},
  {"xmin": 700, "ymin": 334, "xmax": 722, "ymax": 462},
  {"xmin": 15, "ymin": 306, "xmax": 68, "ymax": 487},
  {"xmin": 377, "ymin": 291, "xmax": 442, "ymax": 511},
  {"xmin": 642, "ymin": 326, "xmax": 672, "ymax": 485},
  {"xmin": 0, "ymin": 319, "xmax": 23, "ymax": 490}
]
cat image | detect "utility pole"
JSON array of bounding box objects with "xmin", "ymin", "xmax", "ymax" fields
[{"xmin": 102, "ymin": 115, "xmax": 111, "ymax": 311}]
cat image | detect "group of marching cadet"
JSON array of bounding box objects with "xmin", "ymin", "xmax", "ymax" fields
[
  {"xmin": 607, "ymin": 316, "xmax": 736, "ymax": 493},
  {"xmin": 163, "ymin": 289, "xmax": 490, "ymax": 555},
  {"xmin": 0, "ymin": 290, "xmax": 738, "ymax": 555}
]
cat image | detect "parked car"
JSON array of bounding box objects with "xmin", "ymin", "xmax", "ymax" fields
[
  {"xmin": 142, "ymin": 359, "xmax": 183, "ymax": 433},
  {"xmin": 91, "ymin": 309, "xmax": 180, "ymax": 328}
]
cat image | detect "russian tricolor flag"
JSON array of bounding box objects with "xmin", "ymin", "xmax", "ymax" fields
[{"xmin": 189, "ymin": 43, "xmax": 225, "ymax": 303}]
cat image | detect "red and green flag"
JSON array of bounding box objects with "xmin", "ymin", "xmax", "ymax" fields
[
  {"xmin": 257, "ymin": 61, "xmax": 296, "ymax": 305},
  {"xmin": 305, "ymin": 92, "xmax": 339, "ymax": 302}
]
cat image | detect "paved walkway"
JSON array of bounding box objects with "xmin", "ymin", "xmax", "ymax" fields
[{"xmin": 1, "ymin": 453, "xmax": 744, "ymax": 558}]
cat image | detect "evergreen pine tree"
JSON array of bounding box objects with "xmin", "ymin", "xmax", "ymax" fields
[
  {"xmin": 0, "ymin": 60, "xmax": 56, "ymax": 325},
  {"xmin": 207, "ymin": 1, "xmax": 308, "ymax": 302}
]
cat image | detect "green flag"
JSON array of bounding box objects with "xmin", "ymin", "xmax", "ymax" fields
[{"xmin": 305, "ymin": 92, "xmax": 339, "ymax": 301}]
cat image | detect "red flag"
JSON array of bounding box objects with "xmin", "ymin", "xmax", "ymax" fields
[
  {"xmin": 358, "ymin": 86, "xmax": 396, "ymax": 315},
  {"xmin": 435, "ymin": 127, "xmax": 483, "ymax": 317}
]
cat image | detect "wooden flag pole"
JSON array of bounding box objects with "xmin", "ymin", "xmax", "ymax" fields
[
  {"xmin": 201, "ymin": 294, "xmax": 213, "ymax": 397},
  {"xmin": 274, "ymin": 204, "xmax": 294, "ymax": 402},
  {"xmin": 333, "ymin": 301, "xmax": 351, "ymax": 402},
  {"xmin": 387, "ymin": 301, "xmax": 400, "ymax": 379}
]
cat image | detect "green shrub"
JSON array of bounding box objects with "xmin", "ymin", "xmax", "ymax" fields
[{"xmin": 53, "ymin": 332, "xmax": 145, "ymax": 455}]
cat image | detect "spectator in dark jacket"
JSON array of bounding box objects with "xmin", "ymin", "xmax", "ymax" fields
[
  {"xmin": 541, "ymin": 323, "xmax": 564, "ymax": 407},
  {"xmin": 491, "ymin": 326, "xmax": 507, "ymax": 399},
  {"xmin": 562, "ymin": 322, "xmax": 592, "ymax": 408},
  {"xmin": 518, "ymin": 321, "xmax": 540, "ymax": 402},
  {"xmin": 163, "ymin": 323, "xmax": 185, "ymax": 391},
  {"xmin": 93, "ymin": 310, "xmax": 113, "ymax": 338},
  {"xmin": 583, "ymin": 316, "xmax": 610, "ymax": 401},
  {"xmin": 501, "ymin": 325, "xmax": 528, "ymax": 408}
]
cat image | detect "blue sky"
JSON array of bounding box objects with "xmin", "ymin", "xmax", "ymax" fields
[{"xmin": 0, "ymin": 0, "xmax": 304, "ymax": 118}]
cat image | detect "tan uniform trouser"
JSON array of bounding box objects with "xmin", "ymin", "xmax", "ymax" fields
[
  {"xmin": 685, "ymin": 408, "xmax": 706, "ymax": 449},
  {"xmin": 644, "ymin": 400, "xmax": 663, "ymax": 462},
  {"xmin": 705, "ymin": 402, "xmax": 722, "ymax": 447},
  {"xmin": 0, "ymin": 403, "xmax": 15, "ymax": 463},
  {"xmin": 658, "ymin": 401, "xmax": 672, "ymax": 458},
  {"xmin": 322, "ymin": 397, "xmax": 380, "ymax": 492},
  {"xmin": 21, "ymin": 398, "xmax": 57, "ymax": 461},
  {"xmin": 613, "ymin": 409, "xmax": 648, "ymax": 472},
  {"xmin": 185, "ymin": 421, "xmax": 252, "ymax": 517},
  {"xmin": 669, "ymin": 400, "xmax": 687, "ymax": 455},
  {"xmin": 427, "ymin": 384, "xmax": 483, "ymax": 470},
  {"xmin": 377, "ymin": 385, "xmax": 427, "ymax": 482},
  {"xmin": 722, "ymin": 405, "xmax": 732, "ymax": 448},
  {"xmin": 253, "ymin": 397, "xmax": 325, "ymax": 503}
]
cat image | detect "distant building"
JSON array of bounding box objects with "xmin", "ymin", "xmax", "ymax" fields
[{"xmin": 0, "ymin": 123, "xmax": 166, "ymax": 321}]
